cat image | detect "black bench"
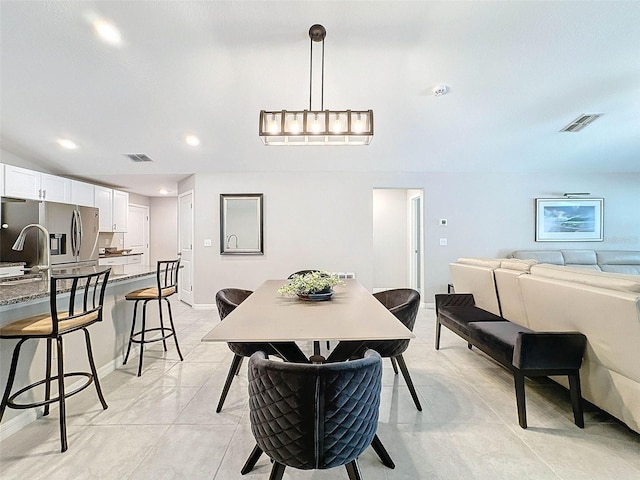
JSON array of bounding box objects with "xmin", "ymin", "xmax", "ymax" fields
[{"xmin": 435, "ymin": 293, "xmax": 587, "ymax": 429}]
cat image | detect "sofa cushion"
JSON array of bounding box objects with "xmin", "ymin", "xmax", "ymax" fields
[
  {"xmin": 596, "ymin": 250, "xmax": 640, "ymax": 265},
  {"xmin": 457, "ymin": 257, "xmax": 502, "ymax": 269},
  {"xmin": 601, "ymin": 265, "xmax": 640, "ymax": 275},
  {"xmin": 561, "ymin": 249, "xmax": 598, "ymax": 266},
  {"xmin": 511, "ymin": 250, "xmax": 564, "ymax": 265},
  {"xmin": 500, "ymin": 259, "xmax": 537, "ymax": 272},
  {"xmin": 530, "ymin": 264, "xmax": 640, "ymax": 293}
]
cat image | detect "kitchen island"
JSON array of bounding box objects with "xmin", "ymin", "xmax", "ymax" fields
[{"xmin": 0, "ymin": 264, "xmax": 161, "ymax": 440}]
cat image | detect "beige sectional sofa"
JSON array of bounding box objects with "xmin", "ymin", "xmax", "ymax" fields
[
  {"xmin": 449, "ymin": 257, "xmax": 640, "ymax": 433},
  {"xmin": 510, "ymin": 249, "xmax": 640, "ymax": 275}
]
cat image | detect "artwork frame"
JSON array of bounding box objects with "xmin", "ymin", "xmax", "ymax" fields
[{"xmin": 535, "ymin": 198, "xmax": 604, "ymax": 242}]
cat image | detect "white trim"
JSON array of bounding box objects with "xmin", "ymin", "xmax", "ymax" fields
[{"xmin": 191, "ymin": 303, "xmax": 216, "ymax": 310}]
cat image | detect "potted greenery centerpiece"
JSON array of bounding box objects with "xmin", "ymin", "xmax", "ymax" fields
[{"xmin": 277, "ymin": 271, "xmax": 345, "ymax": 301}]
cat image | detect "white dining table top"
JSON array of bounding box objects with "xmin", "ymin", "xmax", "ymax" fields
[{"xmin": 202, "ymin": 279, "xmax": 414, "ymax": 343}]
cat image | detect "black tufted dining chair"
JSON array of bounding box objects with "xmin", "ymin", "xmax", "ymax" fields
[
  {"xmin": 362, "ymin": 288, "xmax": 422, "ymax": 411},
  {"xmin": 215, "ymin": 288, "xmax": 300, "ymax": 413},
  {"xmin": 244, "ymin": 349, "xmax": 384, "ymax": 480}
]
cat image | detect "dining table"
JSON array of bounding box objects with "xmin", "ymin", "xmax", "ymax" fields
[
  {"xmin": 201, "ymin": 278, "xmax": 414, "ymax": 362},
  {"xmin": 201, "ymin": 278, "xmax": 414, "ymax": 472}
]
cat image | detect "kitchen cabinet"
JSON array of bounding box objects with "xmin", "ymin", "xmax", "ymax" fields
[
  {"xmin": 70, "ymin": 180, "xmax": 95, "ymax": 207},
  {"xmin": 95, "ymin": 186, "xmax": 128, "ymax": 232},
  {"xmin": 3, "ymin": 165, "xmax": 71, "ymax": 203}
]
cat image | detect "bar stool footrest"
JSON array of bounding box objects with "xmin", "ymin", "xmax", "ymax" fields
[
  {"xmin": 130, "ymin": 327, "xmax": 176, "ymax": 344},
  {"xmin": 7, "ymin": 372, "xmax": 94, "ymax": 410}
]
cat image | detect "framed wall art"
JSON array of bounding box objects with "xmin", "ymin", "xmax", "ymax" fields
[{"xmin": 535, "ymin": 198, "xmax": 603, "ymax": 242}]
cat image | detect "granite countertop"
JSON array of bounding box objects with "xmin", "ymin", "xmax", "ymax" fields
[
  {"xmin": 99, "ymin": 252, "xmax": 143, "ymax": 258},
  {"xmin": 0, "ymin": 264, "xmax": 157, "ymax": 307}
]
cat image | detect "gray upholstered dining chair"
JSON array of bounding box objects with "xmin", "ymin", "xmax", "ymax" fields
[
  {"xmin": 243, "ymin": 349, "xmax": 385, "ymax": 480},
  {"xmin": 362, "ymin": 288, "xmax": 422, "ymax": 411},
  {"xmin": 215, "ymin": 288, "xmax": 301, "ymax": 413}
]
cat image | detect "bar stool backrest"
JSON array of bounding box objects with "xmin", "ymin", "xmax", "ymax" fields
[
  {"xmin": 49, "ymin": 268, "xmax": 111, "ymax": 337},
  {"xmin": 156, "ymin": 259, "xmax": 180, "ymax": 297}
]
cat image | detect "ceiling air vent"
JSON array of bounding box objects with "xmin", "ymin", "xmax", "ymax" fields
[
  {"xmin": 124, "ymin": 153, "xmax": 153, "ymax": 162},
  {"xmin": 559, "ymin": 114, "xmax": 603, "ymax": 133}
]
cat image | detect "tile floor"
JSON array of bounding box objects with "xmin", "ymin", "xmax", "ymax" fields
[{"xmin": 1, "ymin": 301, "xmax": 639, "ymax": 479}]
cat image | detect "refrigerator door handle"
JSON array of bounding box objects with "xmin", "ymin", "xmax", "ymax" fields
[
  {"xmin": 76, "ymin": 209, "xmax": 84, "ymax": 255},
  {"xmin": 71, "ymin": 210, "xmax": 78, "ymax": 256}
]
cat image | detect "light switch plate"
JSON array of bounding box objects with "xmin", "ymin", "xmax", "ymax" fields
[
  {"xmin": 203, "ymin": 239, "xmax": 212, "ymax": 247},
  {"xmin": 439, "ymin": 218, "xmax": 448, "ymax": 226},
  {"xmin": 439, "ymin": 238, "xmax": 448, "ymax": 246}
]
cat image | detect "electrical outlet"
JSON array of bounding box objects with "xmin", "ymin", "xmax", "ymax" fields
[
  {"xmin": 119, "ymin": 238, "xmax": 124, "ymax": 245},
  {"xmin": 204, "ymin": 239, "xmax": 212, "ymax": 247},
  {"xmin": 104, "ymin": 239, "xmax": 109, "ymax": 245},
  {"xmin": 439, "ymin": 238, "xmax": 448, "ymax": 246}
]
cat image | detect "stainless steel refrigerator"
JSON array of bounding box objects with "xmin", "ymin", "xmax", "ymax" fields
[{"xmin": 1, "ymin": 198, "xmax": 99, "ymax": 268}]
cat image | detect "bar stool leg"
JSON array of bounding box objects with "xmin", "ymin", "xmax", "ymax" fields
[
  {"xmin": 44, "ymin": 338, "xmax": 53, "ymax": 416},
  {"xmin": 83, "ymin": 328, "xmax": 108, "ymax": 410},
  {"xmin": 158, "ymin": 297, "xmax": 168, "ymax": 352},
  {"xmin": 123, "ymin": 300, "xmax": 139, "ymax": 365},
  {"xmin": 56, "ymin": 336, "xmax": 68, "ymax": 453},
  {"xmin": 164, "ymin": 298, "xmax": 183, "ymax": 361},
  {"xmin": 0, "ymin": 338, "xmax": 27, "ymax": 421},
  {"xmin": 137, "ymin": 301, "xmax": 149, "ymax": 377}
]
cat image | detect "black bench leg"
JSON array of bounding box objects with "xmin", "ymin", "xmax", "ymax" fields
[
  {"xmin": 514, "ymin": 372, "xmax": 527, "ymax": 429},
  {"xmin": 435, "ymin": 319, "xmax": 442, "ymax": 350},
  {"xmin": 568, "ymin": 373, "xmax": 584, "ymax": 428}
]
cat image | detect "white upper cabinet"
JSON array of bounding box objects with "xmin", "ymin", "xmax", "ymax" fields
[
  {"xmin": 4, "ymin": 165, "xmax": 70, "ymax": 202},
  {"xmin": 112, "ymin": 190, "xmax": 129, "ymax": 233},
  {"xmin": 70, "ymin": 179, "xmax": 95, "ymax": 207},
  {"xmin": 95, "ymin": 186, "xmax": 128, "ymax": 232}
]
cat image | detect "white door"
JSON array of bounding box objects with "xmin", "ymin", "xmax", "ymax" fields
[
  {"xmin": 178, "ymin": 191, "xmax": 194, "ymax": 305},
  {"xmin": 409, "ymin": 193, "xmax": 423, "ymax": 296},
  {"xmin": 125, "ymin": 204, "xmax": 149, "ymax": 263}
]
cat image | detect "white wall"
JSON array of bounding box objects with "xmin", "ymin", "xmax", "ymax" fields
[
  {"xmin": 373, "ymin": 189, "xmax": 409, "ymax": 290},
  {"xmin": 149, "ymin": 197, "xmax": 178, "ymax": 264},
  {"xmin": 183, "ymin": 171, "xmax": 640, "ymax": 306}
]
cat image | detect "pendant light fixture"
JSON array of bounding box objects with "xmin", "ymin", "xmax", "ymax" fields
[{"xmin": 259, "ymin": 25, "xmax": 373, "ymax": 145}]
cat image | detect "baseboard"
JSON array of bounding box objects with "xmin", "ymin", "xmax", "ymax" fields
[{"xmin": 191, "ymin": 303, "xmax": 216, "ymax": 310}]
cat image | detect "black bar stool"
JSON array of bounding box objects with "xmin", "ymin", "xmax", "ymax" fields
[
  {"xmin": 0, "ymin": 268, "xmax": 111, "ymax": 453},
  {"xmin": 123, "ymin": 260, "xmax": 183, "ymax": 376}
]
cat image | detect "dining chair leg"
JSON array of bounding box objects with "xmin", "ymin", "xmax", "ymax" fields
[
  {"xmin": 216, "ymin": 354, "xmax": 243, "ymax": 413},
  {"xmin": 123, "ymin": 300, "xmax": 139, "ymax": 365},
  {"xmin": 390, "ymin": 356, "xmax": 399, "ymax": 374},
  {"xmin": 235, "ymin": 356, "xmax": 243, "ymax": 375},
  {"xmin": 240, "ymin": 444, "xmax": 263, "ymax": 474},
  {"xmin": 395, "ymin": 354, "xmax": 422, "ymax": 411},
  {"xmin": 83, "ymin": 328, "xmax": 108, "ymax": 410},
  {"xmin": 56, "ymin": 336, "xmax": 68, "ymax": 453},
  {"xmin": 268, "ymin": 461, "xmax": 286, "ymax": 480},
  {"xmin": 0, "ymin": 338, "xmax": 26, "ymax": 421},
  {"xmin": 158, "ymin": 298, "xmax": 168, "ymax": 352},
  {"xmin": 345, "ymin": 460, "xmax": 363, "ymax": 480},
  {"xmin": 370, "ymin": 434, "xmax": 395, "ymax": 469},
  {"xmin": 164, "ymin": 298, "xmax": 183, "ymax": 361},
  {"xmin": 44, "ymin": 338, "xmax": 53, "ymax": 416}
]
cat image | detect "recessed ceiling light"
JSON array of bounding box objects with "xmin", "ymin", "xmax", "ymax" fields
[
  {"xmin": 185, "ymin": 135, "xmax": 200, "ymax": 147},
  {"xmin": 56, "ymin": 138, "xmax": 78, "ymax": 150},
  {"xmin": 159, "ymin": 188, "xmax": 169, "ymax": 195},
  {"xmin": 93, "ymin": 20, "xmax": 122, "ymax": 45}
]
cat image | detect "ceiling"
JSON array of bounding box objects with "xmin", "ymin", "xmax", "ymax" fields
[{"xmin": 1, "ymin": 1, "xmax": 639, "ymax": 197}]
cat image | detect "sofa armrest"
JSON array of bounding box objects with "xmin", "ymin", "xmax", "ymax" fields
[
  {"xmin": 513, "ymin": 332, "xmax": 586, "ymax": 371},
  {"xmin": 434, "ymin": 293, "xmax": 475, "ymax": 314}
]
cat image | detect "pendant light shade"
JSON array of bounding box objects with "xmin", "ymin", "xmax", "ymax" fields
[{"xmin": 259, "ymin": 25, "xmax": 374, "ymax": 146}]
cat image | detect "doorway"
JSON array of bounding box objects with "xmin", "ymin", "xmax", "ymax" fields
[
  {"xmin": 125, "ymin": 204, "xmax": 149, "ymax": 263},
  {"xmin": 372, "ymin": 188, "xmax": 424, "ymax": 298},
  {"xmin": 178, "ymin": 191, "xmax": 194, "ymax": 305}
]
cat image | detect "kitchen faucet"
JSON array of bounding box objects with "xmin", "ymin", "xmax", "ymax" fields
[{"xmin": 12, "ymin": 223, "xmax": 51, "ymax": 272}]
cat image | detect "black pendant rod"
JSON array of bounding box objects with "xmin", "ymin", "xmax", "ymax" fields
[{"xmin": 308, "ymin": 24, "xmax": 327, "ymax": 111}]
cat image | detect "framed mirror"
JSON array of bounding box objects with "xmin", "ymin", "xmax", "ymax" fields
[{"xmin": 220, "ymin": 194, "xmax": 264, "ymax": 255}]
